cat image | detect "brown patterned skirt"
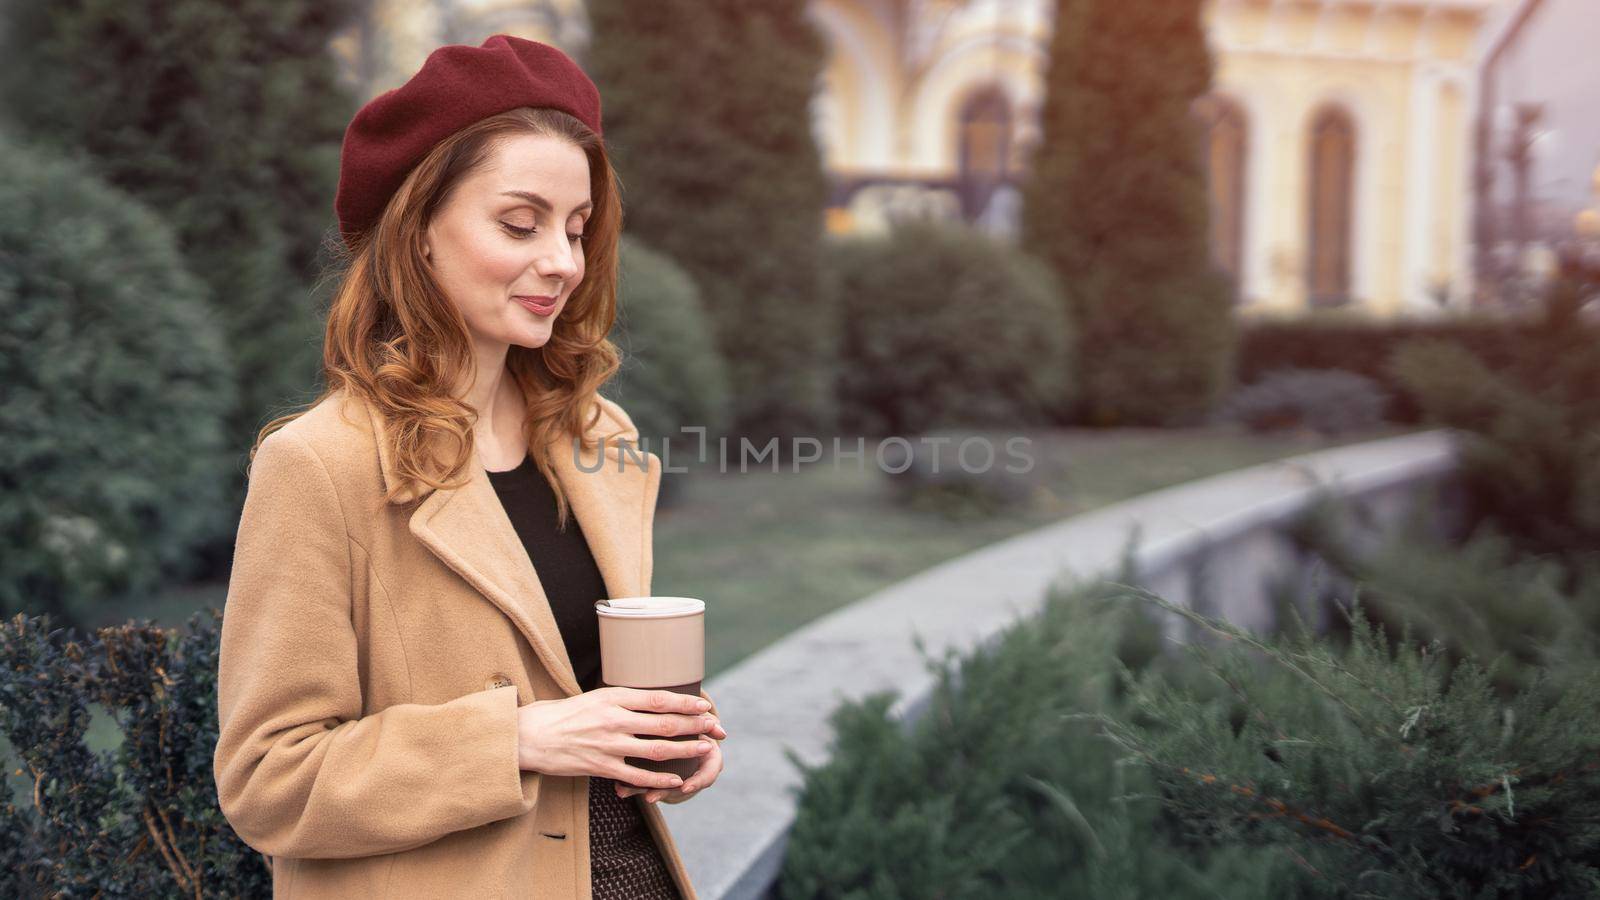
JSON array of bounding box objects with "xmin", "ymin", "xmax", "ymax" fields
[{"xmin": 588, "ymin": 775, "xmax": 684, "ymax": 900}]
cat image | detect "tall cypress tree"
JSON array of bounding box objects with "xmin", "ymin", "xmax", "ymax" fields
[
  {"xmin": 0, "ymin": 0, "xmax": 360, "ymax": 456},
  {"xmin": 587, "ymin": 0, "xmax": 834, "ymax": 440},
  {"xmin": 1020, "ymin": 0, "xmax": 1236, "ymax": 426}
]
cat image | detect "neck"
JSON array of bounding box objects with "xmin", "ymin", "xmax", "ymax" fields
[{"xmin": 461, "ymin": 337, "xmax": 516, "ymax": 448}]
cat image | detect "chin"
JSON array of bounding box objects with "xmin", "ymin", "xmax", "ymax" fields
[{"xmin": 513, "ymin": 324, "xmax": 554, "ymax": 350}]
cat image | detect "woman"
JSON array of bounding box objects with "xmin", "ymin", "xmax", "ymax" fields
[{"xmin": 212, "ymin": 35, "xmax": 725, "ymax": 899}]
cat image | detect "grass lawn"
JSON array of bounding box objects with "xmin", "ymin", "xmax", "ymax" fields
[
  {"xmin": 652, "ymin": 424, "xmax": 1416, "ymax": 676},
  {"xmin": 85, "ymin": 425, "xmax": 1417, "ymax": 676}
]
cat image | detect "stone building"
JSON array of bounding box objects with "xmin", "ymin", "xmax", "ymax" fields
[{"xmin": 334, "ymin": 0, "xmax": 1527, "ymax": 317}]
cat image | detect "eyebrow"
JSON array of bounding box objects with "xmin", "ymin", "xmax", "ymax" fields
[{"xmin": 500, "ymin": 190, "xmax": 593, "ymax": 214}]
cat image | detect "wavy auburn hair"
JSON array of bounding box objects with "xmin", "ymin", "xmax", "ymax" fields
[{"xmin": 252, "ymin": 106, "xmax": 624, "ymax": 529}]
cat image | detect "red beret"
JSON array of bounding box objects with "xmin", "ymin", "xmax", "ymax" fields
[{"xmin": 334, "ymin": 33, "xmax": 603, "ymax": 249}]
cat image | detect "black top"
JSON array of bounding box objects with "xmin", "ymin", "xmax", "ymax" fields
[
  {"xmin": 486, "ymin": 453, "xmax": 607, "ymax": 693},
  {"xmin": 488, "ymin": 452, "xmax": 685, "ymax": 899}
]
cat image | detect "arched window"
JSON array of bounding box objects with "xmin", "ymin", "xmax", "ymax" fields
[
  {"xmin": 1194, "ymin": 94, "xmax": 1249, "ymax": 298},
  {"xmin": 954, "ymin": 85, "xmax": 1015, "ymax": 225},
  {"xmin": 957, "ymin": 85, "xmax": 1012, "ymax": 183},
  {"xmin": 1307, "ymin": 105, "xmax": 1356, "ymax": 306}
]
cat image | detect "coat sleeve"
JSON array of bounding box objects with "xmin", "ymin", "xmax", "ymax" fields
[{"xmin": 213, "ymin": 429, "xmax": 541, "ymax": 860}]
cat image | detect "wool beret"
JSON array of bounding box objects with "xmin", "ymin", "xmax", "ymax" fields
[{"xmin": 334, "ymin": 33, "xmax": 603, "ymax": 249}]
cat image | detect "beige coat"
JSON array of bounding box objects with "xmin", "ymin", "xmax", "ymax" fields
[{"xmin": 213, "ymin": 387, "xmax": 721, "ymax": 899}]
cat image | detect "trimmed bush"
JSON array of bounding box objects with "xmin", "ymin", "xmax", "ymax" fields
[
  {"xmin": 0, "ymin": 138, "xmax": 237, "ymax": 625},
  {"xmin": 826, "ymin": 220, "xmax": 1075, "ymax": 437},
  {"xmin": 1235, "ymin": 311, "xmax": 1600, "ymax": 426},
  {"xmin": 0, "ymin": 0, "xmax": 357, "ymax": 463},
  {"xmin": 604, "ymin": 237, "xmax": 734, "ymax": 507},
  {"xmin": 1213, "ymin": 367, "xmax": 1390, "ymax": 435},
  {"xmin": 1, "ymin": 609, "xmax": 267, "ymax": 897}
]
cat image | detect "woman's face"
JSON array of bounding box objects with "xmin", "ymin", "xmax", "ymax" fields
[{"xmin": 422, "ymin": 132, "xmax": 592, "ymax": 355}]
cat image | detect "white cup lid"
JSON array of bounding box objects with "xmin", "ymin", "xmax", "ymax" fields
[{"xmin": 595, "ymin": 596, "xmax": 705, "ymax": 617}]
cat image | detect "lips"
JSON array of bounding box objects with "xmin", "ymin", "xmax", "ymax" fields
[{"xmin": 514, "ymin": 295, "xmax": 559, "ymax": 317}]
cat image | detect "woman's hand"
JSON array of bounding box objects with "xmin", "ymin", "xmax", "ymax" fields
[
  {"xmin": 616, "ymin": 720, "xmax": 725, "ymax": 804},
  {"xmin": 516, "ymin": 687, "xmax": 720, "ymax": 790}
]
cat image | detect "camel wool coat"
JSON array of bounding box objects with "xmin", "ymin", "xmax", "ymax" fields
[{"xmin": 213, "ymin": 387, "xmax": 721, "ymax": 899}]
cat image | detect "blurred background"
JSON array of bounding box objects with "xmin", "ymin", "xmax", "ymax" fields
[
  {"xmin": 2, "ymin": 0, "xmax": 1597, "ymax": 670},
  {"xmin": 6, "ymin": 2, "xmax": 1600, "ymax": 896}
]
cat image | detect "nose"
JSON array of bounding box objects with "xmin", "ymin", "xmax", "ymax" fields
[{"xmin": 535, "ymin": 232, "xmax": 580, "ymax": 282}]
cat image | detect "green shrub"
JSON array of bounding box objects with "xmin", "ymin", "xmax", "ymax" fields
[
  {"xmin": 776, "ymin": 578, "xmax": 1297, "ymax": 899},
  {"xmin": 1235, "ymin": 313, "xmax": 1600, "ymax": 426},
  {"xmin": 0, "ymin": 0, "xmax": 357, "ymax": 468},
  {"xmin": 1389, "ymin": 327, "xmax": 1600, "ymax": 570},
  {"xmin": 1066, "ymin": 272, "xmax": 1240, "ymax": 428},
  {"xmin": 604, "ymin": 236, "xmax": 733, "ymax": 506},
  {"xmin": 1214, "ymin": 367, "xmax": 1391, "ymax": 435},
  {"xmin": 1284, "ymin": 498, "xmax": 1600, "ymax": 696},
  {"xmin": 1, "ymin": 609, "xmax": 267, "ymax": 898},
  {"xmin": 1019, "ymin": 0, "xmax": 1237, "ymax": 428},
  {"xmin": 0, "ymin": 138, "xmax": 237, "ymax": 625},
  {"xmin": 826, "ymin": 220, "xmax": 1075, "ymax": 437},
  {"xmin": 877, "ymin": 432, "xmax": 1039, "ymax": 520},
  {"xmin": 588, "ymin": 0, "xmax": 835, "ymax": 437},
  {"xmin": 1100, "ymin": 586, "xmax": 1600, "ymax": 898}
]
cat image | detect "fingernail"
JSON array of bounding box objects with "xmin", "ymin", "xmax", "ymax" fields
[
  {"xmin": 682, "ymin": 784, "xmax": 696, "ymax": 793},
  {"xmin": 698, "ymin": 741, "xmax": 712, "ymax": 752},
  {"xmin": 695, "ymin": 699, "xmax": 711, "ymax": 710}
]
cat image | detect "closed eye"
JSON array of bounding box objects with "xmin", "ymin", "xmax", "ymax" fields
[{"xmin": 502, "ymin": 223, "xmax": 585, "ymax": 243}]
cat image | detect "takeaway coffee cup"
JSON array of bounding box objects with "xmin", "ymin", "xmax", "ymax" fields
[{"xmin": 595, "ymin": 596, "xmax": 707, "ymax": 782}]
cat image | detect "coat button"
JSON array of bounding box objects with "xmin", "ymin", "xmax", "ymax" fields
[{"xmin": 486, "ymin": 673, "xmax": 515, "ymax": 691}]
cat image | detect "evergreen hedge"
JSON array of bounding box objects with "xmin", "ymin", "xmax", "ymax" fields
[
  {"xmin": 826, "ymin": 220, "xmax": 1075, "ymax": 436},
  {"xmin": 1, "ymin": 609, "xmax": 267, "ymax": 898},
  {"xmin": 1020, "ymin": 0, "xmax": 1237, "ymax": 427},
  {"xmin": 1235, "ymin": 313, "xmax": 1600, "ymax": 426},
  {"xmin": 777, "ymin": 578, "xmax": 1296, "ymax": 899},
  {"xmin": 779, "ymin": 568, "xmax": 1600, "ymax": 898},
  {"xmin": 1285, "ymin": 503, "xmax": 1600, "ymax": 697},
  {"xmin": 1388, "ymin": 291, "xmax": 1600, "ymax": 573},
  {"xmin": 587, "ymin": 0, "xmax": 835, "ymax": 438},
  {"xmin": 0, "ymin": 138, "xmax": 237, "ymax": 626},
  {"xmin": 0, "ymin": 0, "xmax": 360, "ymax": 572},
  {"xmin": 1102, "ymin": 587, "xmax": 1600, "ymax": 898}
]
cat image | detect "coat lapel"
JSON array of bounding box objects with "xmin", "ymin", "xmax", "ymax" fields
[{"xmin": 360, "ymin": 394, "xmax": 654, "ymax": 698}]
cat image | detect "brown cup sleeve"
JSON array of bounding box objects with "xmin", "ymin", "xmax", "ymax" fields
[{"xmin": 610, "ymin": 680, "xmax": 705, "ymax": 781}]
